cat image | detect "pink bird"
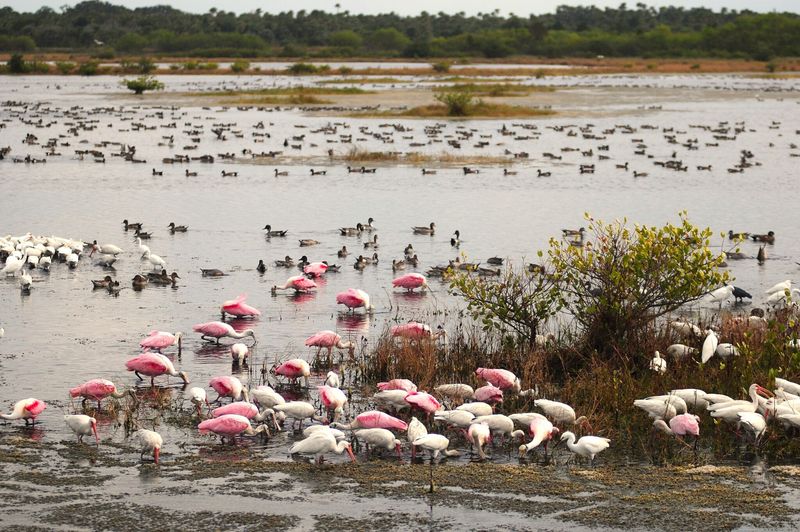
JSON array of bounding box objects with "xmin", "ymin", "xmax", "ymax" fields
[
  {"xmin": 336, "ymin": 288, "xmax": 374, "ymax": 313},
  {"xmin": 69, "ymin": 378, "xmax": 127, "ymax": 407},
  {"xmin": 139, "ymin": 330, "xmax": 183, "ymax": 354},
  {"xmin": 272, "ymin": 359, "xmax": 311, "ymax": 387},
  {"xmin": 305, "ymin": 330, "xmax": 356, "ymax": 359},
  {"xmin": 318, "ymin": 385, "xmax": 348, "ymax": 421},
  {"xmin": 220, "ymin": 294, "xmax": 261, "ymax": 319},
  {"xmin": 377, "ymin": 379, "xmax": 418, "ymax": 393},
  {"xmin": 404, "ymin": 391, "xmax": 442, "ymax": 415},
  {"xmin": 476, "ymin": 367, "xmax": 521, "ymax": 393},
  {"xmin": 193, "ymin": 321, "xmax": 256, "ymax": 344},
  {"xmin": 272, "ymin": 275, "xmax": 317, "ymax": 294},
  {"xmin": 332, "ymin": 410, "xmax": 408, "ymax": 431},
  {"xmin": 391, "ymin": 273, "xmax": 429, "ymax": 292},
  {"xmin": 125, "ymin": 352, "xmax": 189, "ymax": 386},
  {"xmin": 209, "ymin": 376, "xmax": 248, "ymax": 402},
  {"xmin": 654, "ymin": 413, "xmax": 701, "ymax": 438},
  {"xmin": 390, "ymin": 322, "xmax": 447, "ymax": 344},
  {"xmin": 1, "ymin": 398, "xmax": 46, "ymax": 426},
  {"xmin": 473, "ymin": 383, "xmax": 504, "ymax": 404},
  {"xmin": 303, "ymin": 261, "xmax": 328, "ymax": 278},
  {"xmin": 198, "ymin": 414, "xmax": 268, "ymax": 443},
  {"xmin": 518, "ymin": 414, "xmax": 559, "ymax": 457}
]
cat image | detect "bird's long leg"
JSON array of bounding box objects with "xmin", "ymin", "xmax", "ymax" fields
[{"xmin": 135, "ymin": 371, "xmax": 143, "ymax": 381}]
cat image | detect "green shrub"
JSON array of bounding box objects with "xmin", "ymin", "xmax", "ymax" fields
[
  {"xmin": 55, "ymin": 61, "xmax": 76, "ymax": 74},
  {"xmin": 78, "ymin": 61, "xmax": 100, "ymax": 76},
  {"xmin": 287, "ymin": 62, "xmax": 320, "ymax": 74},
  {"xmin": 7, "ymin": 53, "xmax": 26, "ymax": 73},
  {"xmin": 230, "ymin": 59, "xmax": 250, "ymax": 73},
  {"xmin": 434, "ymin": 91, "xmax": 477, "ymax": 116},
  {"xmin": 122, "ymin": 75, "xmax": 164, "ymax": 95},
  {"xmin": 138, "ymin": 57, "xmax": 156, "ymax": 74},
  {"xmin": 431, "ymin": 61, "xmax": 451, "ymax": 73}
]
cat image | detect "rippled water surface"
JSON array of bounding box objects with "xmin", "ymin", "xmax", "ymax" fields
[{"xmin": 1, "ymin": 73, "xmax": 799, "ymax": 530}]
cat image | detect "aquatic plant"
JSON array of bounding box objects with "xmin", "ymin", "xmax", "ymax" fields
[{"xmin": 122, "ymin": 75, "xmax": 165, "ymax": 95}]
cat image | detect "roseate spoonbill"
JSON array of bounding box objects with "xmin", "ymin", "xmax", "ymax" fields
[
  {"xmin": 434, "ymin": 384, "xmax": 474, "ymax": 402},
  {"xmin": 391, "ymin": 273, "xmax": 428, "ymax": 292},
  {"xmin": 272, "ymin": 359, "xmax": 311, "ymax": 387},
  {"xmin": 375, "ymin": 390, "xmax": 412, "ymax": 412},
  {"xmin": 139, "ymin": 331, "xmax": 182, "ymax": 354},
  {"xmin": 324, "ymin": 371, "xmax": 340, "ymax": 388},
  {"xmin": 559, "ymin": 432, "xmax": 610, "ymax": 465},
  {"xmin": 64, "ymin": 415, "xmax": 98, "ymax": 443},
  {"xmin": 125, "ymin": 352, "xmax": 189, "ymax": 386},
  {"xmin": 187, "ymin": 387, "xmax": 209, "ymax": 414},
  {"xmin": 405, "ymin": 391, "xmax": 443, "ymax": 416},
  {"xmin": 701, "ymin": 330, "xmax": 719, "ymax": 363},
  {"xmin": 250, "ymin": 385, "xmax": 285, "ymax": 409},
  {"xmin": 198, "ymin": 414, "xmax": 269, "ymax": 443},
  {"xmin": 412, "ymin": 222, "xmax": 436, "ymax": 235},
  {"xmin": 289, "ymin": 430, "xmax": 355, "ymax": 464},
  {"xmin": 434, "ymin": 409, "xmax": 475, "ymax": 429},
  {"xmin": 413, "ymin": 434, "xmax": 461, "ymax": 460},
  {"xmin": 193, "ymin": 321, "xmax": 256, "ymax": 345},
  {"xmin": 518, "ymin": 414, "xmax": 559, "ymax": 457},
  {"xmin": 456, "ymin": 402, "xmax": 493, "ymax": 418},
  {"xmin": 476, "ymin": 368, "xmax": 521, "ymax": 393},
  {"xmin": 271, "ymin": 275, "xmax": 316, "ymax": 294},
  {"xmin": 653, "ymin": 413, "xmax": 700, "ymax": 438},
  {"xmin": 336, "ymin": 288, "xmax": 374, "ymax": 313},
  {"xmin": 305, "ymin": 330, "xmax": 355, "ymax": 360},
  {"xmin": 354, "ymin": 428, "xmax": 403, "ymax": 458},
  {"xmin": 212, "ymin": 402, "xmax": 278, "ymax": 425},
  {"xmin": 209, "ymin": 376, "xmax": 248, "ymax": 403},
  {"xmin": 136, "ymin": 429, "xmax": 162, "ymax": 464},
  {"xmin": 390, "ymin": 322, "xmax": 447, "ymax": 344},
  {"xmin": 468, "ymin": 422, "xmax": 491, "ymax": 459},
  {"xmin": 319, "ymin": 385, "xmax": 347, "ymax": 422},
  {"xmin": 221, "ymin": 294, "xmax": 261, "ymax": 319},
  {"xmin": 303, "ymin": 261, "xmax": 328, "ymax": 278},
  {"xmin": 1, "ymin": 398, "xmax": 46, "ymax": 425},
  {"xmin": 473, "ymin": 383, "xmax": 504, "ymax": 404},
  {"xmin": 534, "ymin": 399, "xmax": 590, "ymax": 429},
  {"xmin": 231, "ymin": 343, "xmax": 249, "ymax": 365},
  {"xmin": 331, "ymin": 410, "xmax": 408, "ymax": 431},
  {"xmin": 377, "ymin": 379, "xmax": 417, "ymax": 393},
  {"xmin": 69, "ymin": 378, "xmax": 127, "ymax": 408},
  {"xmin": 273, "ymin": 401, "xmax": 319, "ymax": 430},
  {"xmin": 407, "ymin": 417, "xmax": 428, "ymax": 458}
]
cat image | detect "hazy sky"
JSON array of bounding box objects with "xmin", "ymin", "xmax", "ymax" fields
[{"xmin": 3, "ymin": 0, "xmax": 797, "ymax": 15}]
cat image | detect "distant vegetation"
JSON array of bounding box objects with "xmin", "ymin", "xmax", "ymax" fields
[{"xmin": 0, "ymin": 2, "xmax": 798, "ymax": 60}]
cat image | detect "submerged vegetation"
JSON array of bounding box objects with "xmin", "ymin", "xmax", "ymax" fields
[{"xmin": 0, "ymin": 3, "xmax": 798, "ymax": 60}]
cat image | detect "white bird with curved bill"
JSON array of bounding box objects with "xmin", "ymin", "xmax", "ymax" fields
[
  {"xmin": 412, "ymin": 433, "xmax": 460, "ymax": 459},
  {"xmin": 64, "ymin": 414, "xmax": 98, "ymax": 443},
  {"xmin": 289, "ymin": 429, "xmax": 355, "ymax": 464},
  {"xmin": 701, "ymin": 329, "xmax": 719, "ymax": 363},
  {"xmin": 136, "ymin": 429, "xmax": 163, "ymax": 464}
]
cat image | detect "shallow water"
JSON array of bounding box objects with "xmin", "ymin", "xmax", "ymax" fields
[{"xmin": 1, "ymin": 72, "xmax": 799, "ymax": 529}]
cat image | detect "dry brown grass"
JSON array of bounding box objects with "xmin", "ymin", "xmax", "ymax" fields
[
  {"xmin": 395, "ymin": 101, "xmax": 554, "ymax": 118},
  {"xmin": 433, "ymin": 83, "xmax": 555, "ymax": 97},
  {"xmin": 339, "ymin": 146, "xmax": 513, "ymax": 164}
]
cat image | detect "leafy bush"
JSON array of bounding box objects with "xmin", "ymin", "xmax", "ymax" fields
[
  {"xmin": 138, "ymin": 57, "xmax": 156, "ymax": 74},
  {"xmin": 548, "ymin": 212, "xmax": 729, "ymax": 358},
  {"xmin": 122, "ymin": 75, "xmax": 164, "ymax": 94},
  {"xmin": 287, "ymin": 62, "xmax": 324, "ymax": 75},
  {"xmin": 434, "ymin": 91, "xmax": 478, "ymax": 116},
  {"xmin": 431, "ymin": 61, "xmax": 451, "ymax": 73},
  {"xmin": 55, "ymin": 61, "xmax": 76, "ymax": 74},
  {"xmin": 230, "ymin": 59, "xmax": 250, "ymax": 73},
  {"xmin": 7, "ymin": 53, "xmax": 26, "ymax": 73},
  {"xmin": 78, "ymin": 61, "xmax": 100, "ymax": 76}
]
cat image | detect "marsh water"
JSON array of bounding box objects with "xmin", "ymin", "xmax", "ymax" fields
[{"xmin": 1, "ymin": 72, "xmax": 800, "ymax": 530}]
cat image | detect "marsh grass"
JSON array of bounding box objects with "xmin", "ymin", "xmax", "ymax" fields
[
  {"xmin": 433, "ymin": 83, "xmax": 555, "ymax": 97},
  {"xmin": 393, "ymin": 101, "xmax": 554, "ymax": 118},
  {"xmin": 357, "ymin": 308, "xmax": 800, "ymax": 461},
  {"xmin": 339, "ymin": 146, "xmax": 512, "ymax": 165}
]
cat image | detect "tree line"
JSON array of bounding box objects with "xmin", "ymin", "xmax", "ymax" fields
[{"xmin": 0, "ymin": 2, "xmax": 798, "ymax": 60}]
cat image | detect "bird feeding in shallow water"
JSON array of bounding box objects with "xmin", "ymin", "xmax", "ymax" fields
[
  {"xmin": 64, "ymin": 415, "xmax": 98, "ymax": 444},
  {"xmin": 559, "ymin": 431, "xmax": 610, "ymax": 465}
]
